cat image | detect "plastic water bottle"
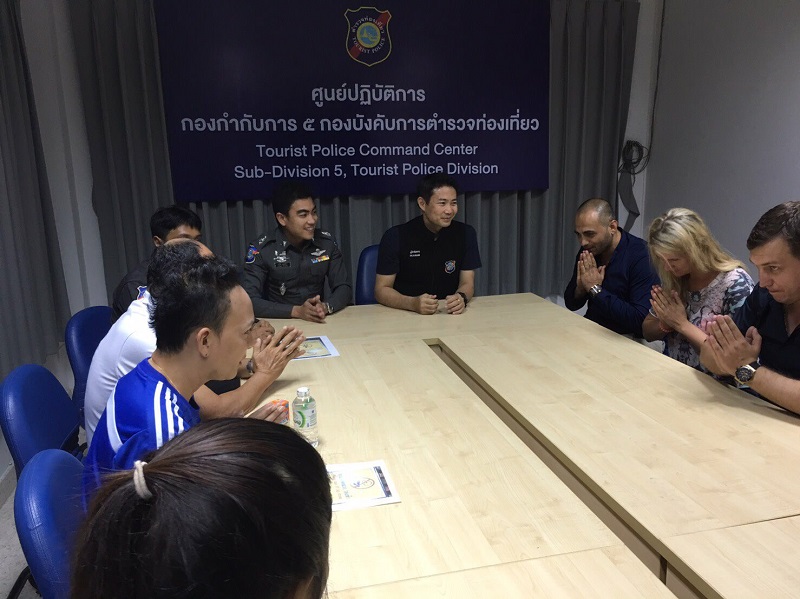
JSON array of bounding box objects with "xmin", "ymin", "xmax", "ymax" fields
[{"xmin": 292, "ymin": 387, "xmax": 318, "ymax": 447}]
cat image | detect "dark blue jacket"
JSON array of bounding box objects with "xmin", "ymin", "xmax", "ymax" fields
[{"xmin": 564, "ymin": 229, "xmax": 658, "ymax": 337}]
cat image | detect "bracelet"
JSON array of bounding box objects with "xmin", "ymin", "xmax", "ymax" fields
[
  {"xmin": 588, "ymin": 284, "xmax": 602, "ymax": 298},
  {"xmin": 658, "ymin": 321, "xmax": 673, "ymax": 334}
]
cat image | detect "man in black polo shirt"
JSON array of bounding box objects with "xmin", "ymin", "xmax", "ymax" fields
[
  {"xmin": 375, "ymin": 173, "xmax": 481, "ymax": 315},
  {"xmin": 701, "ymin": 201, "xmax": 800, "ymax": 415}
]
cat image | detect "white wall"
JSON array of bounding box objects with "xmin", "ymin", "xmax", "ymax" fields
[{"xmin": 643, "ymin": 0, "xmax": 800, "ymax": 266}]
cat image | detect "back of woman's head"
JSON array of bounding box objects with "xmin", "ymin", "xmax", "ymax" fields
[
  {"xmin": 648, "ymin": 207, "xmax": 743, "ymax": 294},
  {"xmin": 72, "ymin": 419, "xmax": 332, "ymax": 599}
]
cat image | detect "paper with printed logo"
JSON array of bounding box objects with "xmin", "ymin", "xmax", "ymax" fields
[
  {"xmin": 295, "ymin": 335, "xmax": 339, "ymax": 360},
  {"xmin": 327, "ymin": 460, "xmax": 400, "ymax": 511}
]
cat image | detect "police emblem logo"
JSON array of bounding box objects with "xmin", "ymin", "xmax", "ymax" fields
[
  {"xmin": 444, "ymin": 260, "xmax": 456, "ymax": 274},
  {"xmin": 280, "ymin": 283, "xmax": 287, "ymax": 296},
  {"xmin": 136, "ymin": 286, "xmax": 147, "ymax": 300},
  {"xmin": 344, "ymin": 7, "xmax": 392, "ymax": 67},
  {"xmin": 274, "ymin": 251, "xmax": 290, "ymax": 268},
  {"xmin": 245, "ymin": 245, "xmax": 259, "ymax": 264}
]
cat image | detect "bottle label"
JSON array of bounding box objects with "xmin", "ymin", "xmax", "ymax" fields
[{"xmin": 294, "ymin": 405, "xmax": 317, "ymax": 429}]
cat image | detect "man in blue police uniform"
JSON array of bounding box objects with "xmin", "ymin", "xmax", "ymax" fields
[
  {"xmin": 375, "ymin": 173, "xmax": 481, "ymax": 315},
  {"xmin": 701, "ymin": 201, "xmax": 800, "ymax": 415},
  {"xmin": 111, "ymin": 205, "xmax": 202, "ymax": 322},
  {"xmin": 564, "ymin": 198, "xmax": 659, "ymax": 337},
  {"xmin": 242, "ymin": 181, "xmax": 351, "ymax": 323}
]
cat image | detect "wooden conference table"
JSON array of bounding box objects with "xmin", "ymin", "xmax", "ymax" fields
[{"xmin": 263, "ymin": 293, "xmax": 800, "ymax": 598}]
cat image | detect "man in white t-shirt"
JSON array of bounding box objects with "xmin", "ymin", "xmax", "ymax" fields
[{"xmin": 84, "ymin": 239, "xmax": 304, "ymax": 444}]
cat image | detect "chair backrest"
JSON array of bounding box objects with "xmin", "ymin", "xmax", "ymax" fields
[
  {"xmin": 355, "ymin": 244, "xmax": 380, "ymax": 305},
  {"xmin": 0, "ymin": 364, "xmax": 81, "ymax": 479},
  {"xmin": 14, "ymin": 449, "xmax": 84, "ymax": 599},
  {"xmin": 65, "ymin": 305, "xmax": 112, "ymax": 420}
]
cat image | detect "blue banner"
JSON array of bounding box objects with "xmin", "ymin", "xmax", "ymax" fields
[{"xmin": 154, "ymin": 1, "xmax": 549, "ymax": 201}]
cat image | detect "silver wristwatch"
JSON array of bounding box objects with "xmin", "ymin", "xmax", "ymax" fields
[
  {"xmin": 324, "ymin": 302, "xmax": 334, "ymax": 315},
  {"xmin": 734, "ymin": 360, "xmax": 760, "ymax": 385},
  {"xmin": 588, "ymin": 284, "xmax": 603, "ymax": 298}
]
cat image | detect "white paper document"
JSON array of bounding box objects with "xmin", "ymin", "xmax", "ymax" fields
[
  {"xmin": 327, "ymin": 460, "xmax": 400, "ymax": 511},
  {"xmin": 295, "ymin": 335, "xmax": 339, "ymax": 359}
]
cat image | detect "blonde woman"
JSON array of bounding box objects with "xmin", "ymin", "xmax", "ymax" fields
[{"xmin": 643, "ymin": 208, "xmax": 754, "ymax": 369}]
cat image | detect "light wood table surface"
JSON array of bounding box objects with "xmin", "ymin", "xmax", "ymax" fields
[
  {"xmin": 331, "ymin": 546, "xmax": 674, "ymax": 598},
  {"xmin": 664, "ymin": 516, "xmax": 800, "ymax": 599},
  {"xmin": 259, "ymin": 333, "xmax": 671, "ymax": 596},
  {"xmin": 268, "ymin": 293, "xmax": 554, "ymax": 342},
  {"xmin": 419, "ymin": 295, "xmax": 800, "ymax": 598}
]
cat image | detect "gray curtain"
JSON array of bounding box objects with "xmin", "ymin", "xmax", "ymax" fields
[
  {"xmin": 0, "ymin": 0, "xmax": 70, "ymax": 378},
  {"xmin": 70, "ymin": 0, "xmax": 639, "ymax": 302}
]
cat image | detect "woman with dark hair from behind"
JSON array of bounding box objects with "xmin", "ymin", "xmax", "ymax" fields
[{"xmin": 72, "ymin": 418, "xmax": 332, "ymax": 599}]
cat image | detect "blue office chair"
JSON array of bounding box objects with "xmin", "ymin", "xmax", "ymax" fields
[
  {"xmin": 1, "ymin": 365, "xmax": 84, "ymax": 599},
  {"xmin": 14, "ymin": 449, "xmax": 84, "ymax": 599},
  {"xmin": 0, "ymin": 364, "xmax": 82, "ymax": 479},
  {"xmin": 65, "ymin": 305, "xmax": 112, "ymax": 423},
  {"xmin": 355, "ymin": 244, "xmax": 380, "ymax": 305}
]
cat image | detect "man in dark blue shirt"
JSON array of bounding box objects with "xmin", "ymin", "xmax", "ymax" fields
[
  {"xmin": 564, "ymin": 198, "xmax": 658, "ymax": 337},
  {"xmin": 701, "ymin": 202, "xmax": 800, "ymax": 415}
]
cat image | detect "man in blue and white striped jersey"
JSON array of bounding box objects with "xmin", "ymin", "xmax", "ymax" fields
[{"xmin": 82, "ymin": 241, "xmax": 269, "ymax": 505}]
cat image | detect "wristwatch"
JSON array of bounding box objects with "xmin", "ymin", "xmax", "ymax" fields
[
  {"xmin": 457, "ymin": 291, "xmax": 469, "ymax": 305},
  {"xmin": 734, "ymin": 360, "xmax": 760, "ymax": 385},
  {"xmin": 588, "ymin": 284, "xmax": 602, "ymax": 298},
  {"xmin": 324, "ymin": 302, "xmax": 334, "ymax": 315}
]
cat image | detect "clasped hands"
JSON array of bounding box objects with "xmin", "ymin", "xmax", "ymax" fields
[
  {"xmin": 246, "ymin": 325, "xmax": 306, "ymax": 422},
  {"xmin": 576, "ymin": 250, "xmax": 605, "ymax": 295},
  {"xmin": 702, "ymin": 315, "xmax": 761, "ymax": 377},
  {"xmin": 292, "ymin": 295, "xmax": 328, "ymax": 323},
  {"xmin": 649, "ymin": 285, "xmax": 688, "ymax": 332},
  {"xmin": 414, "ymin": 292, "xmax": 466, "ymax": 315}
]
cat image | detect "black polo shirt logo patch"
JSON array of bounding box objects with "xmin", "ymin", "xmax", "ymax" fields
[
  {"xmin": 409, "ymin": 250, "xmax": 421, "ymax": 258},
  {"xmin": 444, "ymin": 260, "xmax": 456, "ymax": 273}
]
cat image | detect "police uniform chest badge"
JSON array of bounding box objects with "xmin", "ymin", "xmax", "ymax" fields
[
  {"xmin": 444, "ymin": 260, "xmax": 456, "ymax": 274},
  {"xmin": 245, "ymin": 245, "xmax": 260, "ymax": 264},
  {"xmin": 310, "ymin": 248, "xmax": 329, "ymax": 263},
  {"xmin": 274, "ymin": 251, "xmax": 290, "ymax": 268},
  {"xmin": 280, "ymin": 282, "xmax": 287, "ymax": 296}
]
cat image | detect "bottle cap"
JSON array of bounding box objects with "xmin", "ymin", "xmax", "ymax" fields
[{"xmin": 297, "ymin": 386, "xmax": 309, "ymax": 397}]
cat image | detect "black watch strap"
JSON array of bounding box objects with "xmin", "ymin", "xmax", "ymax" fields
[{"xmin": 457, "ymin": 291, "xmax": 469, "ymax": 305}]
